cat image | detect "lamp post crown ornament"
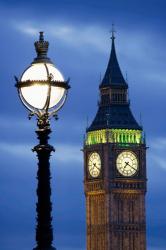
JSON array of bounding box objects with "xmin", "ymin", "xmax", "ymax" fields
[{"xmin": 34, "ymin": 31, "xmax": 52, "ymax": 63}]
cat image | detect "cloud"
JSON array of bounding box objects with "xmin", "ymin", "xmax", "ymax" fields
[
  {"xmin": 0, "ymin": 141, "xmax": 82, "ymax": 164},
  {"xmin": 0, "ymin": 116, "xmax": 33, "ymax": 130},
  {"xmin": 0, "ymin": 142, "xmax": 31, "ymax": 158},
  {"xmin": 13, "ymin": 19, "xmax": 153, "ymax": 58},
  {"xmin": 148, "ymin": 137, "xmax": 166, "ymax": 171},
  {"xmin": 151, "ymin": 155, "xmax": 166, "ymax": 170},
  {"xmin": 12, "ymin": 20, "xmax": 109, "ymax": 53},
  {"xmin": 18, "ymin": 26, "xmax": 38, "ymax": 36},
  {"xmin": 54, "ymin": 143, "xmax": 82, "ymax": 164},
  {"xmin": 150, "ymin": 137, "xmax": 166, "ymax": 150}
]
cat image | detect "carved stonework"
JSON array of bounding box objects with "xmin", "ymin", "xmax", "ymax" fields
[
  {"xmin": 84, "ymin": 181, "xmax": 104, "ymax": 193},
  {"xmin": 84, "ymin": 142, "xmax": 146, "ymax": 250}
]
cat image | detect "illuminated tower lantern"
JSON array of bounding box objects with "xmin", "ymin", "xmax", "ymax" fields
[{"xmin": 83, "ymin": 31, "xmax": 147, "ymax": 250}]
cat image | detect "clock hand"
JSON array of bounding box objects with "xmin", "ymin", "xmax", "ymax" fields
[
  {"xmin": 125, "ymin": 161, "xmax": 137, "ymax": 171},
  {"xmin": 91, "ymin": 163, "xmax": 96, "ymax": 171},
  {"xmin": 125, "ymin": 161, "xmax": 132, "ymax": 167},
  {"xmin": 124, "ymin": 162, "xmax": 129, "ymax": 168},
  {"xmin": 92, "ymin": 163, "xmax": 96, "ymax": 169},
  {"xmin": 130, "ymin": 165, "xmax": 137, "ymax": 171},
  {"xmin": 93, "ymin": 162, "xmax": 100, "ymax": 171}
]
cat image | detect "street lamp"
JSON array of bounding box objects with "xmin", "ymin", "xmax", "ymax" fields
[{"xmin": 15, "ymin": 32, "xmax": 70, "ymax": 250}]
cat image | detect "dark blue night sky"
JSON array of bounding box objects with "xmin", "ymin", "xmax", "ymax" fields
[{"xmin": 0, "ymin": 0, "xmax": 166, "ymax": 249}]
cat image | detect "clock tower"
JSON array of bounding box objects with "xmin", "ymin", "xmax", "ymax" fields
[{"xmin": 83, "ymin": 33, "xmax": 147, "ymax": 250}]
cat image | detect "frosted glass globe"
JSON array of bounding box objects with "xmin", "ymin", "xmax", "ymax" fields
[{"xmin": 20, "ymin": 63, "xmax": 65, "ymax": 110}]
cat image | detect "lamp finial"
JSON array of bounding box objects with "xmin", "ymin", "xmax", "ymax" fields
[
  {"xmin": 39, "ymin": 31, "xmax": 44, "ymax": 42},
  {"xmin": 33, "ymin": 31, "xmax": 52, "ymax": 63}
]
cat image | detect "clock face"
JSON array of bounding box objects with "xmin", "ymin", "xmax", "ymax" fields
[
  {"xmin": 88, "ymin": 152, "xmax": 101, "ymax": 178},
  {"xmin": 116, "ymin": 151, "xmax": 138, "ymax": 177}
]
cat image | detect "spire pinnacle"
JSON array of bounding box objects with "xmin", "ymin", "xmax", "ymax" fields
[{"xmin": 111, "ymin": 23, "xmax": 116, "ymax": 40}]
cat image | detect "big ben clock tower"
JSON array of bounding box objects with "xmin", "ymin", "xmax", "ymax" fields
[{"xmin": 83, "ymin": 32, "xmax": 147, "ymax": 250}]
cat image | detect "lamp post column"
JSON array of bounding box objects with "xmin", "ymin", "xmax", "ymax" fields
[
  {"xmin": 15, "ymin": 32, "xmax": 70, "ymax": 250},
  {"xmin": 33, "ymin": 115, "xmax": 56, "ymax": 250}
]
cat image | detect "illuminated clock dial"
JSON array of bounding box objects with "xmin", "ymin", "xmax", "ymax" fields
[
  {"xmin": 88, "ymin": 152, "xmax": 101, "ymax": 178},
  {"xmin": 116, "ymin": 151, "xmax": 138, "ymax": 177}
]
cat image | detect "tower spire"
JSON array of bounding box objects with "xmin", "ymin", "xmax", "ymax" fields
[
  {"xmin": 100, "ymin": 29, "xmax": 127, "ymax": 88},
  {"xmin": 88, "ymin": 31, "xmax": 141, "ymax": 132}
]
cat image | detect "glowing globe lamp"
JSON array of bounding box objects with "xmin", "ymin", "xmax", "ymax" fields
[{"xmin": 16, "ymin": 31, "xmax": 70, "ymax": 117}]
